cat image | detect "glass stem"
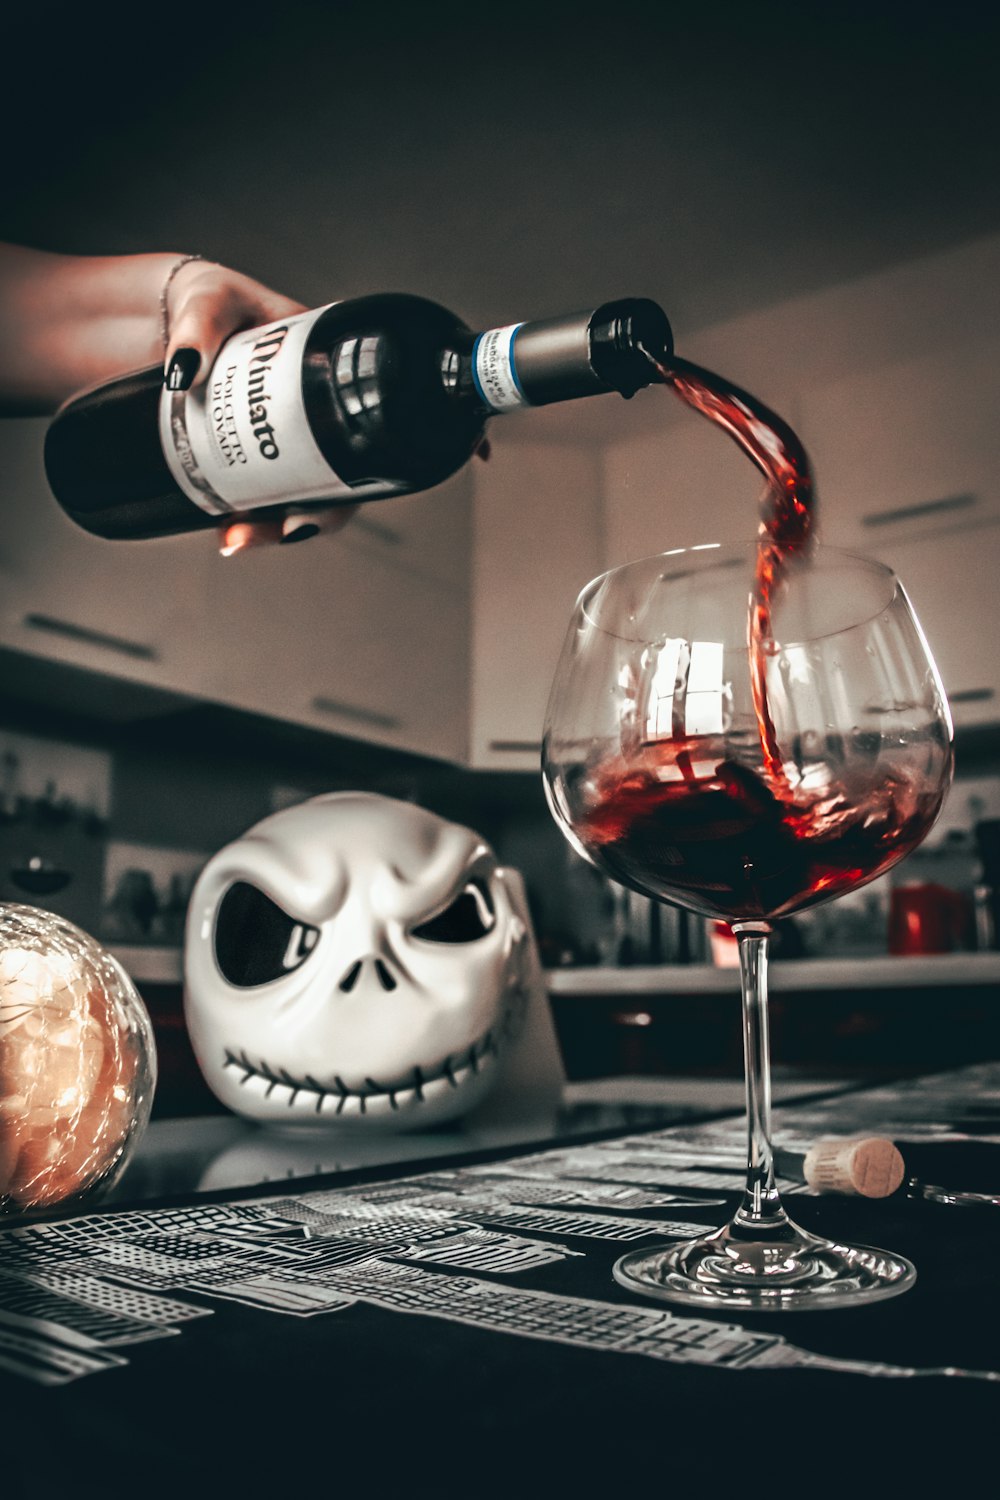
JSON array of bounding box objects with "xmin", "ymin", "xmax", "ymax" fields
[{"xmin": 731, "ymin": 921, "xmax": 790, "ymax": 1231}]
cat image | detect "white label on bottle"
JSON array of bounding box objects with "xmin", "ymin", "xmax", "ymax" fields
[
  {"xmin": 159, "ymin": 305, "xmax": 359, "ymax": 514},
  {"xmin": 473, "ymin": 324, "xmax": 528, "ymax": 412}
]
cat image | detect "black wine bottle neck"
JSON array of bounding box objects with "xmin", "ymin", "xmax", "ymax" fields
[{"xmin": 469, "ymin": 297, "xmax": 672, "ymax": 412}]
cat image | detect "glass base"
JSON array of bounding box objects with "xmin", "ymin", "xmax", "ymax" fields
[{"xmin": 613, "ymin": 1218, "xmax": 916, "ymax": 1312}]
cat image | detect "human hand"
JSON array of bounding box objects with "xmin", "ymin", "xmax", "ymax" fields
[
  {"xmin": 162, "ymin": 257, "xmax": 303, "ymax": 392},
  {"xmin": 217, "ymin": 509, "xmax": 357, "ymax": 554},
  {"xmin": 162, "ymin": 260, "xmax": 491, "ymax": 555},
  {"xmin": 160, "ymin": 259, "xmax": 357, "ymax": 553}
]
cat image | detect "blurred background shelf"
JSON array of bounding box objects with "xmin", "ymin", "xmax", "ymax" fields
[
  {"xmin": 547, "ymin": 953, "xmax": 1000, "ymax": 995},
  {"xmin": 546, "ymin": 953, "xmax": 1000, "ymax": 1086},
  {"xmin": 111, "ymin": 945, "xmax": 184, "ymax": 985},
  {"xmin": 102, "ymin": 945, "xmax": 1000, "ymax": 1120}
]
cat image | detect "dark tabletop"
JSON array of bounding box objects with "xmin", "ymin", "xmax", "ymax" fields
[{"xmin": 3, "ymin": 1064, "xmax": 999, "ymax": 1497}]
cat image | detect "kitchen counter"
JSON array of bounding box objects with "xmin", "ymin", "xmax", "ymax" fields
[
  {"xmin": 112, "ymin": 946, "xmax": 1000, "ymax": 992},
  {"xmin": 115, "ymin": 946, "xmax": 1000, "ymax": 1103},
  {"xmin": 546, "ymin": 952, "xmax": 1000, "ymax": 1081},
  {"xmin": 105, "ymin": 1073, "xmax": 848, "ymax": 1205},
  {"xmin": 547, "ymin": 952, "xmax": 1000, "ymax": 995}
]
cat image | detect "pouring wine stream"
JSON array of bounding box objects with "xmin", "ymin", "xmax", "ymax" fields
[
  {"xmin": 656, "ymin": 350, "xmax": 817, "ymax": 1265},
  {"xmin": 644, "ymin": 349, "xmax": 817, "ymax": 791}
]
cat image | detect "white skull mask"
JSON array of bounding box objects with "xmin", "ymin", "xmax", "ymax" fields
[{"xmin": 184, "ymin": 794, "xmax": 532, "ymax": 1129}]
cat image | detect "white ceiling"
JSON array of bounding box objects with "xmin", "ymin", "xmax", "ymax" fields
[{"xmin": 4, "ymin": 4, "xmax": 999, "ymax": 342}]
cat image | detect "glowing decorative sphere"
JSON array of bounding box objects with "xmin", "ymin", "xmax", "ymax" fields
[{"xmin": 0, "ymin": 903, "xmax": 156, "ymax": 1215}]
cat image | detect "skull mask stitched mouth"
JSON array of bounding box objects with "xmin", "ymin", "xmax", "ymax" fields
[{"xmin": 184, "ymin": 794, "xmax": 531, "ymax": 1128}]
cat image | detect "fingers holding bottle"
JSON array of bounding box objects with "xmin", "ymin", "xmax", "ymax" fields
[
  {"xmin": 157, "ymin": 256, "xmax": 321, "ymax": 551},
  {"xmin": 162, "ymin": 258, "xmax": 306, "ymax": 392},
  {"xmin": 218, "ymin": 506, "xmax": 360, "ymax": 556}
]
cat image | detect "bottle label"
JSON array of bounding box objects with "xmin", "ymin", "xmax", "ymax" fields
[
  {"xmin": 472, "ymin": 324, "xmax": 528, "ymax": 412},
  {"xmin": 159, "ymin": 305, "xmax": 357, "ymax": 514}
]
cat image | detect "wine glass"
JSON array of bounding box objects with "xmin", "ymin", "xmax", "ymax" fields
[{"xmin": 542, "ymin": 541, "xmax": 953, "ymax": 1310}]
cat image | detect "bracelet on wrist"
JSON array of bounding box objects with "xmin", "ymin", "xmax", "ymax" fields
[{"xmin": 160, "ymin": 254, "xmax": 207, "ymax": 349}]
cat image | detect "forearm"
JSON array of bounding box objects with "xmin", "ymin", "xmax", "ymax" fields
[{"xmin": 0, "ymin": 245, "xmax": 178, "ymax": 413}]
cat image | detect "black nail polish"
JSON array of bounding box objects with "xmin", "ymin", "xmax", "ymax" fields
[
  {"xmin": 280, "ymin": 520, "xmax": 321, "ymax": 545},
  {"xmin": 165, "ymin": 347, "xmax": 200, "ymax": 391}
]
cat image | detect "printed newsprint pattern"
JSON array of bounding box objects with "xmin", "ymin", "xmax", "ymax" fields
[{"xmin": 2, "ymin": 1062, "xmax": 998, "ymax": 1387}]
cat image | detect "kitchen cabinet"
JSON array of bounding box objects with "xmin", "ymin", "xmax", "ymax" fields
[
  {"xmin": 797, "ymin": 339, "xmax": 1000, "ymax": 727},
  {"xmin": 0, "ymin": 417, "xmax": 216, "ymax": 698},
  {"xmin": 796, "ymin": 340, "xmax": 1000, "ymax": 544},
  {"xmin": 469, "ymin": 435, "xmax": 603, "ymax": 770},
  {"xmin": 596, "ymin": 331, "xmax": 1000, "ymax": 732},
  {"xmin": 600, "ymin": 393, "xmax": 787, "ymax": 565},
  {"xmin": 346, "ymin": 472, "xmax": 472, "ymax": 595},
  {"xmin": 195, "ymin": 510, "xmax": 469, "ymax": 762},
  {"xmin": 0, "ymin": 417, "xmax": 471, "ymax": 762},
  {"xmin": 864, "ymin": 521, "xmax": 1000, "ymax": 729}
]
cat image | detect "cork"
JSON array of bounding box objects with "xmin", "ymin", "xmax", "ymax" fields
[{"xmin": 801, "ymin": 1137, "xmax": 905, "ymax": 1198}]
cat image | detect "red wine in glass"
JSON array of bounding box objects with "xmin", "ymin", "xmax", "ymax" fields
[{"xmin": 579, "ymin": 737, "xmax": 947, "ymax": 923}]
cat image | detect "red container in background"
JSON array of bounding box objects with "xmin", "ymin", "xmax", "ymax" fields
[{"xmin": 889, "ymin": 882, "xmax": 970, "ymax": 956}]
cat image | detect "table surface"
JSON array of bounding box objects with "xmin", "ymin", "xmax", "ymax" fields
[
  {"xmin": 3, "ymin": 1065, "xmax": 999, "ymax": 1495},
  {"xmin": 105, "ymin": 1072, "xmax": 848, "ymax": 1204}
]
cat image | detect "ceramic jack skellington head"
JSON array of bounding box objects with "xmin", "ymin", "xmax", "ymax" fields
[{"xmin": 184, "ymin": 794, "xmax": 557, "ymax": 1130}]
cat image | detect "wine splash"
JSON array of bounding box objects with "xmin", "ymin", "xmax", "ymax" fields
[
  {"xmin": 579, "ymin": 739, "xmax": 941, "ymax": 922},
  {"xmin": 645, "ymin": 352, "xmax": 816, "ymax": 785}
]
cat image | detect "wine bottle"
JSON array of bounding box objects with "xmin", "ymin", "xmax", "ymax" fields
[{"xmin": 44, "ymin": 293, "xmax": 672, "ymax": 540}]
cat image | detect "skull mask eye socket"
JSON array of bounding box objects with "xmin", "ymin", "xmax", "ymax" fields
[
  {"xmin": 410, "ymin": 877, "xmax": 496, "ymax": 944},
  {"xmin": 214, "ymin": 881, "xmax": 320, "ymax": 987}
]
